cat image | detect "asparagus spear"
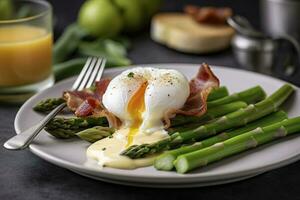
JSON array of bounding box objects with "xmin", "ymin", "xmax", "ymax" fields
[
  {"xmin": 207, "ymin": 86, "xmax": 229, "ymax": 101},
  {"xmin": 174, "ymin": 116, "xmax": 300, "ymax": 173},
  {"xmin": 33, "ymin": 98, "xmax": 65, "ymax": 113},
  {"xmin": 155, "ymin": 111, "xmax": 287, "ymax": 171},
  {"xmin": 45, "ymin": 117, "xmax": 108, "ymax": 138},
  {"xmin": 121, "ymin": 84, "xmax": 294, "ymax": 158},
  {"xmin": 76, "ymin": 126, "xmax": 115, "ymax": 143},
  {"xmin": 170, "ymin": 101, "xmax": 247, "ymax": 127},
  {"xmin": 207, "ymin": 86, "xmax": 266, "ymax": 108}
]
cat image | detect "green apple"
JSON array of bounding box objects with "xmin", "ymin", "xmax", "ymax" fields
[
  {"xmin": 114, "ymin": 0, "xmax": 144, "ymax": 33},
  {"xmin": 0, "ymin": 0, "xmax": 13, "ymax": 20},
  {"xmin": 78, "ymin": 0, "xmax": 123, "ymax": 37}
]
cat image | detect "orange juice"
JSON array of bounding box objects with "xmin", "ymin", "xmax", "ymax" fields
[{"xmin": 0, "ymin": 25, "xmax": 52, "ymax": 86}]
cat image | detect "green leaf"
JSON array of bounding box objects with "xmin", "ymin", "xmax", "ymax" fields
[
  {"xmin": 78, "ymin": 38, "xmax": 132, "ymax": 67},
  {"xmin": 53, "ymin": 24, "xmax": 88, "ymax": 64}
]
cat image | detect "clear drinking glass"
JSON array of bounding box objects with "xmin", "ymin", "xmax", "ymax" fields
[{"xmin": 0, "ymin": 0, "xmax": 53, "ymax": 103}]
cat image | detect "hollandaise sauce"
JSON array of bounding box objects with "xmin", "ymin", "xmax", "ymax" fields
[
  {"xmin": 87, "ymin": 128, "xmax": 168, "ymax": 169},
  {"xmin": 0, "ymin": 25, "xmax": 52, "ymax": 86}
]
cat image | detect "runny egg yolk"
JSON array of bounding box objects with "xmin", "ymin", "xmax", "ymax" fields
[{"xmin": 126, "ymin": 82, "xmax": 148, "ymax": 147}]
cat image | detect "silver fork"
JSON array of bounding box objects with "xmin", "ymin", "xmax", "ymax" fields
[{"xmin": 4, "ymin": 57, "xmax": 106, "ymax": 150}]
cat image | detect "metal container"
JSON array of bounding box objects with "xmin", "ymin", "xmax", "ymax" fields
[
  {"xmin": 231, "ymin": 34, "xmax": 276, "ymax": 74},
  {"xmin": 229, "ymin": 15, "xmax": 300, "ymax": 76},
  {"xmin": 261, "ymin": 0, "xmax": 300, "ymax": 41}
]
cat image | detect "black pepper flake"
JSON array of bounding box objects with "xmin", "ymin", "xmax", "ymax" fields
[
  {"xmin": 168, "ymin": 94, "xmax": 170, "ymax": 97},
  {"xmin": 127, "ymin": 72, "xmax": 134, "ymax": 78},
  {"xmin": 102, "ymin": 147, "xmax": 106, "ymax": 151}
]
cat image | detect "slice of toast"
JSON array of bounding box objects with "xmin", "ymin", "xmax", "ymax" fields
[{"xmin": 151, "ymin": 13, "xmax": 235, "ymax": 54}]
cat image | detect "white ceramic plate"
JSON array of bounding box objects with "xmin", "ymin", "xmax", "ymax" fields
[{"xmin": 14, "ymin": 64, "xmax": 300, "ymax": 187}]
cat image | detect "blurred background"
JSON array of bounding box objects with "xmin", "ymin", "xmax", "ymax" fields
[
  {"xmin": 49, "ymin": 0, "xmax": 260, "ymax": 34},
  {"xmin": 47, "ymin": 0, "xmax": 259, "ymax": 68},
  {"xmin": 0, "ymin": 0, "xmax": 299, "ymax": 101},
  {"xmin": 46, "ymin": 0, "xmax": 300, "ymax": 85}
]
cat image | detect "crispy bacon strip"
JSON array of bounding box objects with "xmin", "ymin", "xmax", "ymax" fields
[
  {"xmin": 94, "ymin": 79, "xmax": 111, "ymax": 100},
  {"xmin": 163, "ymin": 63, "xmax": 220, "ymax": 128},
  {"xmin": 75, "ymin": 97, "xmax": 99, "ymax": 117},
  {"xmin": 64, "ymin": 79, "xmax": 110, "ymax": 115},
  {"xmin": 74, "ymin": 79, "xmax": 111, "ymax": 114},
  {"xmin": 64, "ymin": 78, "xmax": 121, "ymax": 128},
  {"xmin": 63, "ymin": 90, "xmax": 94, "ymax": 112},
  {"xmin": 184, "ymin": 5, "xmax": 232, "ymax": 25}
]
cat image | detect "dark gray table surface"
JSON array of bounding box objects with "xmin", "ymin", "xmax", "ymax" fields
[{"xmin": 1, "ymin": 0, "xmax": 300, "ymax": 199}]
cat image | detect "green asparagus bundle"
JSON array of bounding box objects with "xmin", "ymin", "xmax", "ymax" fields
[
  {"xmin": 174, "ymin": 116, "xmax": 300, "ymax": 173},
  {"xmin": 207, "ymin": 86, "xmax": 266, "ymax": 108},
  {"xmin": 121, "ymin": 84, "xmax": 294, "ymax": 159},
  {"xmin": 76, "ymin": 126, "xmax": 115, "ymax": 143},
  {"xmin": 155, "ymin": 111, "xmax": 287, "ymax": 171},
  {"xmin": 170, "ymin": 101, "xmax": 247, "ymax": 127},
  {"xmin": 33, "ymin": 98, "xmax": 65, "ymax": 113},
  {"xmin": 45, "ymin": 117, "xmax": 108, "ymax": 138}
]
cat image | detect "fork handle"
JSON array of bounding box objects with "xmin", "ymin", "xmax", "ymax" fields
[{"xmin": 4, "ymin": 103, "xmax": 66, "ymax": 150}]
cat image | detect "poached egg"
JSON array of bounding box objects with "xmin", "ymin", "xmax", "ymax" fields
[{"xmin": 87, "ymin": 67, "xmax": 190, "ymax": 169}]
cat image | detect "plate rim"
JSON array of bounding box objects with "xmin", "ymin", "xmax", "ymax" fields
[
  {"xmin": 70, "ymin": 169, "xmax": 264, "ymax": 188},
  {"xmin": 14, "ymin": 63, "xmax": 300, "ymax": 183}
]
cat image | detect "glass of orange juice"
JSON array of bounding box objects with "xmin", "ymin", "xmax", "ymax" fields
[{"xmin": 0, "ymin": 0, "xmax": 53, "ymax": 103}]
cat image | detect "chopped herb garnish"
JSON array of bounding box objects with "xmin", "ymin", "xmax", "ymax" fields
[
  {"xmin": 102, "ymin": 147, "xmax": 106, "ymax": 151},
  {"xmin": 127, "ymin": 72, "xmax": 134, "ymax": 78}
]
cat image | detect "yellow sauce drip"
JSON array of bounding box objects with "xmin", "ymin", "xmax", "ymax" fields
[{"xmin": 126, "ymin": 82, "xmax": 148, "ymax": 147}]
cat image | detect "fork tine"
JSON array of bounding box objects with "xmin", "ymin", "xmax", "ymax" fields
[
  {"xmin": 76, "ymin": 57, "xmax": 98, "ymax": 91},
  {"xmin": 95, "ymin": 59, "xmax": 106, "ymax": 82},
  {"xmin": 85, "ymin": 58, "xmax": 103, "ymax": 88},
  {"xmin": 72, "ymin": 57, "xmax": 93, "ymax": 90}
]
